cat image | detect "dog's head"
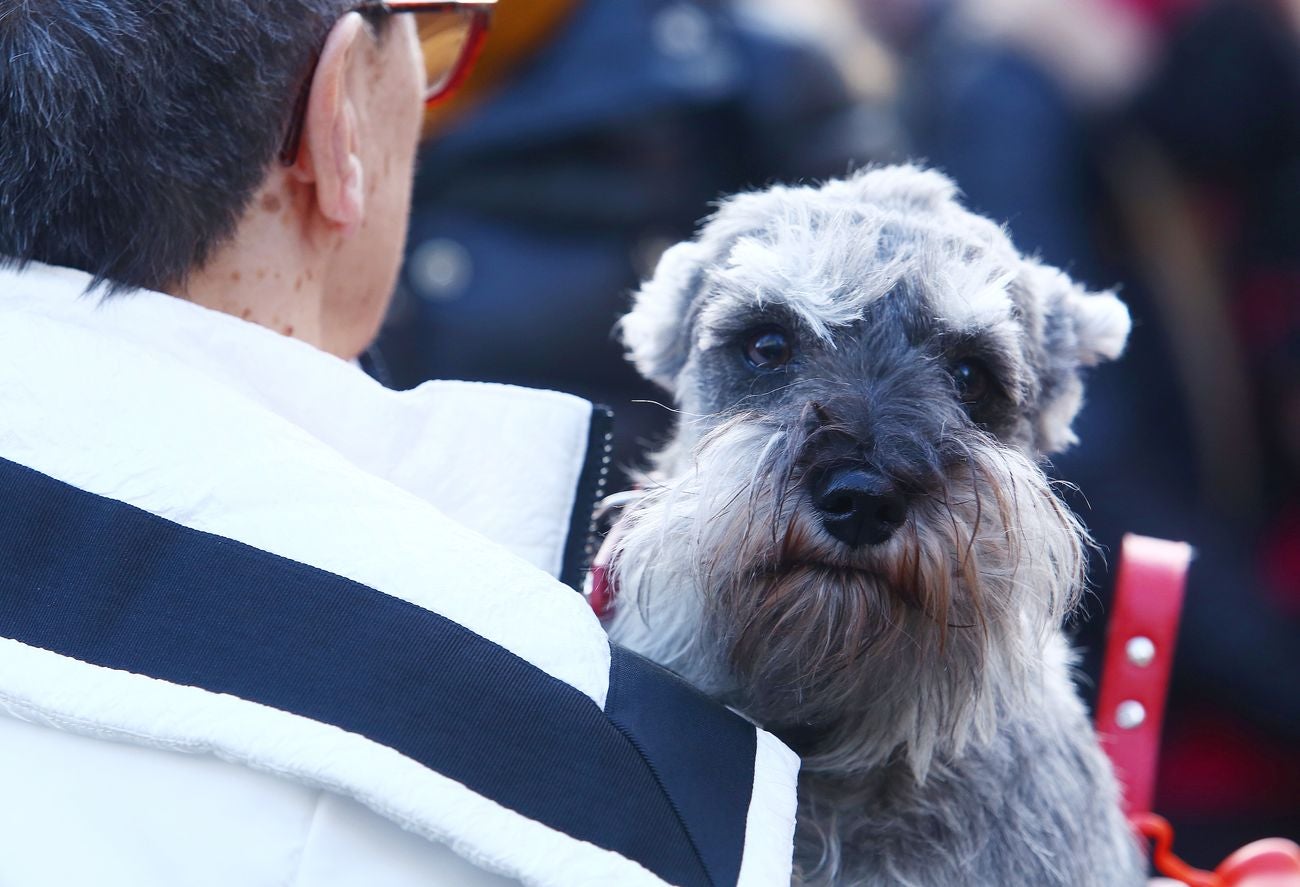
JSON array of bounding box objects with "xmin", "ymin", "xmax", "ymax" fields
[{"xmin": 609, "ymin": 166, "xmax": 1129, "ymax": 776}]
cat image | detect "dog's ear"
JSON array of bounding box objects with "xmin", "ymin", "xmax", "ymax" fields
[
  {"xmin": 1024, "ymin": 261, "xmax": 1131, "ymax": 452},
  {"xmin": 620, "ymin": 239, "xmax": 712, "ymax": 390}
]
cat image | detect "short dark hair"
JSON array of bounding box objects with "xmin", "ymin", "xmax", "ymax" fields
[{"xmin": 0, "ymin": 0, "xmax": 356, "ymax": 294}]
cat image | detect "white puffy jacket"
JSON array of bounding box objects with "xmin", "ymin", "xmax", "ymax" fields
[{"xmin": 0, "ymin": 262, "xmax": 799, "ymax": 887}]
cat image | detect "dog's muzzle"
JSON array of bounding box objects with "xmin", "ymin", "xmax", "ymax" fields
[{"xmin": 809, "ymin": 465, "xmax": 907, "ymax": 548}]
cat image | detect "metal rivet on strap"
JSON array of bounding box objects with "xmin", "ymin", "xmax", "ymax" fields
[
  {"xmin": 1126, "ymin": 636, "xmax": 1156, "ymax": 668},
  {"xmin": 1116, "ymin": 700, "xmax": 1146, "ymax": 730}
]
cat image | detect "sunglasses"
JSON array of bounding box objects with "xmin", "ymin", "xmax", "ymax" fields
[{"xmin": 279, "ymin": 0, "xmax": 496, "ymax": 166}]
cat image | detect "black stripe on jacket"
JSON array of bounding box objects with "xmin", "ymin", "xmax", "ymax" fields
[{"xmin": 0, "ymin": 457, "xmax": 757, "ymax": 887}]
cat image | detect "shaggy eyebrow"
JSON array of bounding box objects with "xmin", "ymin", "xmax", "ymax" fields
[{"xmin": 696, "ymin": 299, "xmax": 812, "ymax": 350}]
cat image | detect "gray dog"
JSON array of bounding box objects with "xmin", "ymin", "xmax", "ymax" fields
[{"xmin": 603, "ymin": 167, "xmax": 1144, "ymax": 886}]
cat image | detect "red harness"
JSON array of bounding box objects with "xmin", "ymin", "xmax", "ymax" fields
[
  {"xmin": 1099, "ymin": 535, "xmax": 1300, "ymax": 886},
  {"xmin": 586, "ymin": 493, "xmax": 632, "ymax": 620}
]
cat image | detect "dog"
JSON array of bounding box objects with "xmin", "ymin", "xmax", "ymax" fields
[{"xmin": 602, "ymin": 167, "xmax": 1145, "ymax": 886}]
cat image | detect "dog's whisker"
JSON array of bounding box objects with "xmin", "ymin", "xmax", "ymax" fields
[{"xmin": 628, "ymin": 398, "xmax": 708, "ymax": 418}]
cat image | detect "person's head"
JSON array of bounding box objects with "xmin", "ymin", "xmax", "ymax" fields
[{"xmin": 0, "ymin": 1, "xmax": 491, "ymax": 357}]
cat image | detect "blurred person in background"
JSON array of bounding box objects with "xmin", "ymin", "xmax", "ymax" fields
[
  {"xmin": 1101, "ymin": 0, "xmax": 1300, "ymax": 861},
  {"xmin": 376, "ymin": 0, "xmax": 899, "ymax": 479},
  {"xmin": 859, "ymin": 0, "xmax": 1300, "ymax": 864}
]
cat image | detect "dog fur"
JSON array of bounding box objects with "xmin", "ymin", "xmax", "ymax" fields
[{"xmin": 605, "ymin": 166, "xmax": 1144, "ymax": 886}]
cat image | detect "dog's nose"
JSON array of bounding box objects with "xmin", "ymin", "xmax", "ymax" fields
[{"xmin": 810, "ymin": 467, "xmax": 907, "ymax": 547}]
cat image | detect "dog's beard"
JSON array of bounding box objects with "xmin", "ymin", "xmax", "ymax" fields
[{"xmin": 607, "ymin": 414, "xmax": 1088, "ymax": 779}]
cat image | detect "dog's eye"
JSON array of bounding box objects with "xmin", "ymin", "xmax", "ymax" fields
[
  {"xmin": 743, "ymin": 328, "xmax": 793, "ymax": 370},
  {"xmin": 951, "ymin": 358, "xmax": 992, "ymax": 405}
]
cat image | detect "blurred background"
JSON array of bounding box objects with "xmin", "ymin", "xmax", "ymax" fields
[{"xmin": 374, "ymin": 0, "xmax": 1300, "ymax": 867}]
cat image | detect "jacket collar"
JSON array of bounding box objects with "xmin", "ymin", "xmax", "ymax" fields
[{"xmin": 0, "ymin": 260, "xmax": 596, "ymax": 577}]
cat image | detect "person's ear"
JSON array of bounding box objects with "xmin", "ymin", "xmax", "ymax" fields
[{"xmin": 292, "ymin": 12, "xmax": 367, "ymax": 236}]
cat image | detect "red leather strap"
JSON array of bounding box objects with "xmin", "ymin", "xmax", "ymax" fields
[
  {"xmin": 1095, "ymin": 533, "xmax": 1194, "ymax": 818},
  {"xmin": 586, "ymin": 516, "xmax": 624, "ymax": 619},
  {"xmin": 586, "ymin": 490, "xmax": 643, "ymax": 619}
]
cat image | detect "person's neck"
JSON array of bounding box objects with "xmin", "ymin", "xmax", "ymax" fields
[{"xmin": 175, "ymin": 178, "xmax": 334, "ymax": 354}]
